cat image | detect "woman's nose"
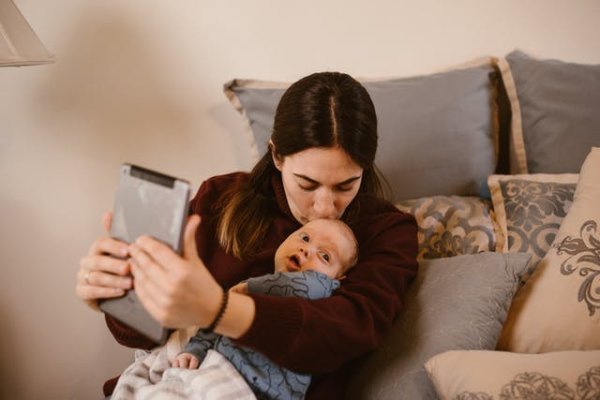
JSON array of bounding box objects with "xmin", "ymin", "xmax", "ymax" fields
[{"xmin": 313, "ymin": 190, "xmax": 336, "ymax": 218}]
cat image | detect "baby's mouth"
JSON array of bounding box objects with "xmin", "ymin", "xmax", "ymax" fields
[{"xmin": 287, "ymin": 254, "xmax": 301, "ymax": 271}]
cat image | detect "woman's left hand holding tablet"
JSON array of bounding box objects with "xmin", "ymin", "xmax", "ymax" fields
[
  {"xmin": 128, "ymin": 215, "xmax": 223, "ymax": 329},
  {"xmin": 77, "ymin": 211, "xmax": 133, "ymax": 311}
]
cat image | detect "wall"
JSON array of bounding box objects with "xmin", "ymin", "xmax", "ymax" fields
[{"xmin": 1, "ymin": 0, "xmax": 599, "ymax": 398}]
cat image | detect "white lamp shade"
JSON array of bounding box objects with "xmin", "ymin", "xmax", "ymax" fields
[{"xmin": 0, "ymin": 0, "xmax": 54, "ymax": 66}]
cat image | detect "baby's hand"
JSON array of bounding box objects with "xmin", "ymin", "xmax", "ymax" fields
[
  {"xmin": 229, "ymin": 282, "xmax": 248, "ymax": 294},
  {"xmin": 172, "ymin": 352, "xmax": 200, "ymax": 369}
]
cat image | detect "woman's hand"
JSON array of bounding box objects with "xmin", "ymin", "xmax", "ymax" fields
[
  {"xmin": 128, "ymin": 215, "xmax": 223, "ymax": 329},
  {"xmin": 76, "ymin": 212, "xmax": 133, "ymax": 310}
]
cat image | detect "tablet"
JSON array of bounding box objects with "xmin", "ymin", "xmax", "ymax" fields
[{"xmin": 99, "ymin": 164, "xmax": 191, "ymax": 344}]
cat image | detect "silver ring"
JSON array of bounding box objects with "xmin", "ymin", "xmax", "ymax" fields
[{"xmin": 84, "ymin": 271, "xmax": 91, "ymax": 285}]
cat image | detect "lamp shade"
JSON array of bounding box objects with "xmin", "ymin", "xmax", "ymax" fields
[{"xmin": 0, "ymin": 0, "xmax": 54, "ymax": 66}]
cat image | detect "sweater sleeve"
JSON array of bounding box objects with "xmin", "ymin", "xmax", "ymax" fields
[
  {"xmin": 235, "ymin": 209, "xmax": 418, "ymax": 374},
  {"xmin": 104, "ymin": 314, "xmax": 157, "ymax": 349}
]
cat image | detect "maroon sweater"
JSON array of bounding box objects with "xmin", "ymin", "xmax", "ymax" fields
[{"xmin": 104, "ymin": 172, "xmax": 418, "ymax": 399}]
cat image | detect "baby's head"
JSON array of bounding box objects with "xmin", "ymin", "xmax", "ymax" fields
[{"xmin": 274, "ymin": 219, "xmax": 358, "ymax": 280}]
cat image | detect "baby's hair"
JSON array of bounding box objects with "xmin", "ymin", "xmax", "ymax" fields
[{"xmin": 321, "ymin": 219, "xmax": 359, "ymax": 272}]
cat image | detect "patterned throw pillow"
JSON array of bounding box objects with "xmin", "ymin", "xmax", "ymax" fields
[
  {"xmin": 497, "ymin": 147, "xmax": 600, "ymax": 353},
  {"xmin": 425, "ymin": 349, "xmax": 600, "ymax": 400},
  {"xmin": 396, "ymin": 196, "xmax": 499, "ymax": 260},
  {"xmin": 488, "ymin": 174, "xmax": 578, "ymax": 272}
]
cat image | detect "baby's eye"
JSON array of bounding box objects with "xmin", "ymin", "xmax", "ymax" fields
[
  {"xmin": 300, "ymin": 233, "xmax": 310, "ymax": 242},
  {"xmin": 320, "ymin": 252, "xmax": 330, "ymax": 262}
]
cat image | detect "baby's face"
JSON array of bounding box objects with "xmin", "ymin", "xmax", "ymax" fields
[{"xmin": 274, "ymin": 219, "xmax": 356, "ymax": 280}]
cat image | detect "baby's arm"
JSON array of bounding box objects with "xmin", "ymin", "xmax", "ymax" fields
[
  {"xmin": 172, "ymin": 331, "xmax": 219, "ymax": 368},
  {"xmin": 246, "ymin": 270, "xmax": 340, "ymax": 299}
]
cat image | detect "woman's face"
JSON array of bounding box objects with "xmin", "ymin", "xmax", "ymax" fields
[{"xmin": 274, "ymin": 146, "xmax": 363, "ymax": 224}]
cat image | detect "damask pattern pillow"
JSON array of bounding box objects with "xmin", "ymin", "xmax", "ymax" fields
[
  {"xmin": 396, "ymin": 196, "xmax": 500, "ymax": 260},
  {"xmin": 497, "ymin": 147, "xmax": 600, "ymax": 353},
  {"xmin": 488, "ymin": 173, "xmax": 578, "ymax": 272},
  {"xmin": 425, "ymin": 349, "xmax": 600, "ymax": 400}
]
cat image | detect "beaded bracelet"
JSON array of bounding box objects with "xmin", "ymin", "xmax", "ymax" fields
[{"xmin": 202, "ymin": 287, "xmax": 229, "ymax": 333}]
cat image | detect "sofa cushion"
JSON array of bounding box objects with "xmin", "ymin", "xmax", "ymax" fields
[
  {"xmin": 498, "ymin": 147, "xmax": 600, "ymax": 352},
  {"xmin": 425, "ymin": 349, "xmax": 600, "ymax": 400},
  {"xmin": 498, "ymin": 50, "xmax": 600, "ymax": 174},
  {"xmin": 396, "ymin": 195, "xmax": 500, "ymax": 260},
  {"xmin": 348, "ymin": 252, "xmax": 530, "ymax": 400},
  {"xmin": 488, "ymin": 173, "xmax": 578, "ymax": 274}
]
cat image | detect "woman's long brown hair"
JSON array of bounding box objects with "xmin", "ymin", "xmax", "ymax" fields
[{"xmin": 217, "ymin": 72, "xmax": 383, "ymax": 259}]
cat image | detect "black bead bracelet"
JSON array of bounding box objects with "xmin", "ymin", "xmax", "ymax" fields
[{"xmin": 202, "ymin": 288, "xmax": 229, "ymax": 333}]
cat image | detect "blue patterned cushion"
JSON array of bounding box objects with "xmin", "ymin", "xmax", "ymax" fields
[{"xmin": 488, "ymin": 174, "xmax": 578, "ymax": 272}]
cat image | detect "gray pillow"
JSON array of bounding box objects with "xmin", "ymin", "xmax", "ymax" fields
[
  {"xmin": 225, "ymin": 63, "xmax": 497, "ymax": 201},
  {"xmin": 348, "ymin": 252, "xmax": 531, "ymax": 400},
  {"xmin": 499, "ymin": 50, "xmax": 600, "ymax": 174}
]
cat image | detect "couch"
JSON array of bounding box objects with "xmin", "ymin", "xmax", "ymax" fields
[{"xmin": 224, "ymin": 50, "xmax": 600, "ymax": 399}]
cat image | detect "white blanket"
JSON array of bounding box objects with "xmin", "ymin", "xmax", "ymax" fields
[{"xmin": 111, "ymin": 327, "xmax": 256, "ymax": 400}]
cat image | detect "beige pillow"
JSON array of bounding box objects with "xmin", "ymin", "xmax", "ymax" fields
[
  {"xmin": 497, "ymin": 147, "xmax": 600, "ymax": 352},
  {"xmin": 425, "ymin": 349, "xmax": 600, "ymax": 400}
]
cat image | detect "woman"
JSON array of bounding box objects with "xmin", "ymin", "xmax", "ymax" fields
[{"xmin": 76, "ymin": 72, "xmax": 418, "ymax": 399}]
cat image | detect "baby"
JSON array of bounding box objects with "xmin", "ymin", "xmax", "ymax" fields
[{"xmin": 173, "ymin": 218, "xmax": 358, "ymax": 399}]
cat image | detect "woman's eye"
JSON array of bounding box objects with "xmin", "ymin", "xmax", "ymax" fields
[
  {"xmin": 300, "ymin": 233, "xmax": 309, "ymax": 242},
  {"xmin": 336, "ymin": 185, "xmax": 354, "ymax": 192},
  {"xmin": 299, "ymin": 184, "xmax": 318, "ymax": 192}
]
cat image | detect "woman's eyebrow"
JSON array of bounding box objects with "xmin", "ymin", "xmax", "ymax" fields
[{"xmin": 293, "ymin": 173, "xmax": 362, "ymax": 186}]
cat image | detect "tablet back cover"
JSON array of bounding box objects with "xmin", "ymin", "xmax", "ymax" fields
[{"xmin": 99, "ymin": 164, "xmax": 190, "ymax": 344}]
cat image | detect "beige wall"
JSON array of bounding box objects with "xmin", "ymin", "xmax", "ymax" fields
[{"xmin": 1, "ymin": 0, "xmax": 599, "ymax": 398}]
